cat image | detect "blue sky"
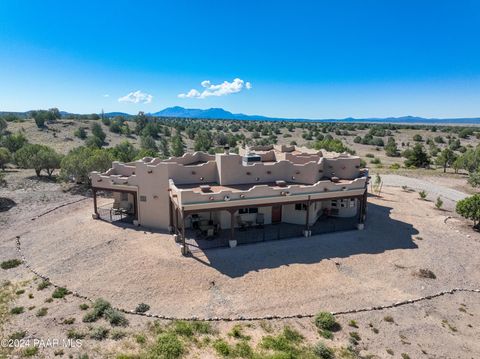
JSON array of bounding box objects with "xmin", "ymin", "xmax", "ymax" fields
[{"xmin": 1, "ymin": 0, "xmax": 480, "ymax": 118}]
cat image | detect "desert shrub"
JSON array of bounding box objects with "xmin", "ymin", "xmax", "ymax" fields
[
  {"xmin": 52, "ymin": 287, "xmax": 70, "ymax": 299},
  {"xmin": 228, "ymin": 324, "xmax": 251, "ymax": 340},
  {"xmin": 213, "ymin": 339, "xmax": 231, "ymax": 357},
  {"xmin": 435, "ymin": 196, "xmax": 443, "ymax": 209},
  {"xmin": 90, "ymin": 326, "xmax": 109, "ymax": 340},
  {"xmin": 36, "ymin": 307, "xmax": 48, "ymax": 317},
  {"xmin": 9, "ymin": 331, "xmax": 26, "ymax": 340},
  {"xmin": 314, "ymin": 312, "xmax": 337, "ymax": 331},
  {"xmin": 456, "ymin": 194, "xmax": 480, "ymax": 229},
  {"xmin": 111, "ymin": 329, "xmax": 127, "ymax": 340},
  {"xmin": 383, "ymin": 316, "xmax": 394, "ymax": 323},
  {"xmin": 135, "ymin": 303, "xmax": 150, "ymax": 313},
  {"xmin": 365, "ymin": 153, "xmax": 375, "ymax": 158},
  {"xmin": 370, "ymin": 158, "xmax": 381, "ymax": 165},
  {"xmin": 67, "ymin": 329, "xmax": 86, "ymax": 339},
  {"xmin": 37, "ymin": 280, "xmax": 50, "ymax": 290},
  {"xmin": 414, "ymin": 269, "xmax": 436, "ymax": 279},
  {"xmin": 418, "ymin": 190, "xmax": 427, "ymax": 200},
  {"xmin": 74, "ymin": 127, "xmax": 87, "ymax": 139},
  {"xmin": 63, "ymin": 317, "xmax": 75, "ymax": 324},
  {"xmin": 22, "ymin": 346, "xmax": 39, "ymax": 357},
  {"xmin": 348, "ymin": 320, "xmax": 358, "ymax": 328},
  {"xmin": 313, "ymin": 342, "xmax": 334, "ymax": 359},
  {"xmin": 1, "ymin": 259, "xmax": 22, "ymax": 269},
  {"xmin": 0, "ymin": 131, "xmax": 28, "ymax": 153},
  {"xmin": 147, "ymin": 332, "xmax": 184, "ymax": 359},
  {"xmin": 79, "ymin": 303, "xmax": 89, "ymax": 310},
  {"xmin": 105, "ymin": 307, "xmax": 129, "ymax": 327},
  {"xmin": 82, "ymin": 311, "xmax": 99, "ymax": 323},
  {"xmin": 10, "ymin": 306, "xmax": 24, "ymax": 314},
  {"xmin": 390, "ymin": 163, "xmax": 401, "ymax": 170},
  {"xmin": 0, "ymin": 147, "xmax": 11, "ymax": 170},
  {"xmin": 468, "ymin": 171, "xmax": 480, "ymax": 188}
]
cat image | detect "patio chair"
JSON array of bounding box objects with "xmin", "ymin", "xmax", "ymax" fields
[{"xmin": 236, "ymin": 215, "xmax": 247, "ymax": 231}]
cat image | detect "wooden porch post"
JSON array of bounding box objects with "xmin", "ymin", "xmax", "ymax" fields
[
  {"xmin": 92, "ymin": 188, "xmax": 98, "ymax": 216},
  {"xmin": 305, "ymin": 195, "xmax": 311, "ymax": 231},
  {"xmin": 181, "ymin": 208, "xmax": 186, "ymax": 250},
  {"xmin": 358, "ymin": 195, "xmax": 363, "ymax": 222},
  {"xmin": 230, "ymin": 210, "xmax": 235, "ymax": 242},
  {"xmin": 169, "ymin": 198, "xmax": 173, "ymax": 231},
  {"xmin": 174, "ymin": 206, "xmax": 179, "ymax": 235}
]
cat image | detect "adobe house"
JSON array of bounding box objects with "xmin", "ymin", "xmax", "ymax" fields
[{"xmin": 90, "ymin": 145, "xmax": 369, "ymax": 253}]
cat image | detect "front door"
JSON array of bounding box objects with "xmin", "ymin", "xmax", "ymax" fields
[{"xmin": 271, "ymin": 205, "xmax": 282, "ymax": 223}]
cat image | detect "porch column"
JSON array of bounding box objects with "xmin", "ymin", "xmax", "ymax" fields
[
  {"xmin": 169, "ymin": 198, "xmax": 173, "ymax": 231},
  {"xmin": 230, "ymin": 210, "xmax": 235, "ymax": 242},
  {"xmin": 358, "ymin": 195, "xmax": 363, "ymax": 222},
  {"xmin": 174, "ymin": 206, "xmax": 179, "ymax": 235},
  {"xmin": 181, "ymin": 208, "xmax": 187, "ymax": 255},
  {"xmin": 305, "ymin": 196, "xmax": 311, "ymax": 231},
  {"xmin": 92, "ymin": 188, "xmax": 98, "ymax": 216}
]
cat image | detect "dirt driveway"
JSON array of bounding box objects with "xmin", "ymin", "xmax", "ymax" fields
[{"xmin": 10, "ymin": 187, "xmax": 479, "ymax": 320}]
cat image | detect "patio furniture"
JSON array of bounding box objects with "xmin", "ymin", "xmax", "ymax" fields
[{"xmin": 236, "ymin": 215, "xmax": 247, "ymax": 231}]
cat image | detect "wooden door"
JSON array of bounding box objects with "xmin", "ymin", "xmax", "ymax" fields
[{"xmin": 271, "ymin": 205, "xmax": 282, "ymax": 223}]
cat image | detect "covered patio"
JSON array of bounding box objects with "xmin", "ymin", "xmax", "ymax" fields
[
  {"xmin": 92, "ymin": 188, "xmax": 138, "ymax": 225},
  {"xmin": 171, "ymin": 190, "xmax": 367, "ymax": 253}
]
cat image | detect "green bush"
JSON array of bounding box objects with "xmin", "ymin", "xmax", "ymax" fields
[
  {"xmin": 52, "ymin": 287, "xmax": 70, "ymax": 299},
  {"xmin": 135, "ymin": 303, "xmax": 150, "ymax": 313},
  {"xmin": 418, "ymin": 190, "xmax": 427, "ymax": 200},
  {"xmin": 36, "ymin": 307, "xmax": 48, "ymax": 317},
  {"xmin": 147, "ymin": 332, "xmax": 184, "ymax": 359},
  {"xmin": 10, "ymin": 306, "xmax": 24, "ymax": 315},
  {"xmin": 313, "ymin": 342, "xmax": 334, "ymax": 359},
  {"xmin": 90, "ymin": 326, "xmax": 109, "ymax": 340},
  {"xmin": 1, "ymin": 259, "xmax": 22, "ymax": 269},
  {"xmin": 314, "ymin": 312, "xmax": 337, "ymax": 331},
  {"xmin": 105, "ymin": 307, "xmax": 129, "ymax": 327},
  {"xmin": 456, "ymin": 194, "xmax": 480, "ymax": 229},
  {"xmin": 37, "ymin": 280, "xmax": 50, "ymax": 290}
]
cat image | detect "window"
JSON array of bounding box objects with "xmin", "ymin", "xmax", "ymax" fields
[
  {"xmin": 239, "ymin": 208, "xmax": 258, "ymax": 214},
  {"xmin": 140, "ymin": 195, "xmax": 147, "ymax": 202},
  {"xmin": 331, "ymin": 200, "xmax": 337, "ymax": 207},
  {"xmin": 349, "ymin": 198, "xmax": 356, "ymax": 208},
  {"xmin": 120, "ymin": 192, "xmax": 128, "ymax": 201},
  {"xmin": 295, "ymin": 203, "xmax": 307, "ymax": 211}
]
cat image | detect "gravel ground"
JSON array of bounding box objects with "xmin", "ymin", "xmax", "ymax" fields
[{"xmin": 374, "ymin": 173, "xmax": 470, "ymax": 211}]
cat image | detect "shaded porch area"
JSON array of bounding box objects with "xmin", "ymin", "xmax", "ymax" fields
[
  {"xmin": 184, "ymin": 215, "xmax": 360, "ymax": 251},
  {"xmin": 92, "ymin": 188, "xmax": 138, "ymax": 225}
]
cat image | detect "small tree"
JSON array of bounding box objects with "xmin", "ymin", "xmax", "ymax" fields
[
  {"xmin": 0, "ymin": 147, "xmax": 11, "ymax": 170},
  {"xmin": 91, "ymin": 122, "xmax": 106, "ymax": 143},
  {"xmin": 435, "ymin": 196, "xmax": 443, "ymax": 210},
  {"xmin": 0, "ymin": 118, "xmax": 7, "ymax": 134},
  {"xmin": 419, "ymin": 190, "xmax": 427, "ymax": 200},
  {"xmin": 468, "ymin": 171, "xmax": 480, "ymax": 188},
  {"xmin": 60, "ymin": 146, "xmax": 114, "ymax": 183},
  {"xmin": 435, "ymin": 148, "xmax": 457, "ymax": 173},
  {"xmin": 15, "ymin": 144, "xmax": 61, "ymax": 177},
  {"xmin": 456, "ymin": 194, "xmax": 480, "ymax": 230},
  {"xmin": 74, "ymin": 127, "xmax": 87, "ymax": 140},
  {"xmin": 171, "ymin": 135, "xmax": 185, "ymax": 157},
  {"xmin": 404, "ymin": 144, "xmax": 430, "ymax": 168},
  {"xmin": 385, "ymin": 137, "xmax": 399, "ymax": 157}
]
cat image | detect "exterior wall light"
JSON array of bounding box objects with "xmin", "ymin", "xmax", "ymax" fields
[
  {"xmin": 224, "ymin": 195, "xmax": 231, "ymax": 201},
  {"xmin": 153, "ymin": 195, "xmax": 159, "ymax": 199},
  {"xmin": 255, "ymin": 177, "xmax": 260, "ymax": 181},
  {"xmin": 291, "ymin": 176, "xmax": 296, "ymax": 180},
  {"xmin": 200, "ymin": 177, "xmax": 204, "ymax": 181},
  {"xmin": 240, "ymin": 194, "xmax": 245, "ymax": 198},
  {"xmin": 209, "ymin": 196, "xmax": 214, "ymax": 201}
]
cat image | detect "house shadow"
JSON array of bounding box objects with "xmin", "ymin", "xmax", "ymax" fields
[{"xmin": 190, "ymin": 201, "xmax": 419, "ymax": 278}]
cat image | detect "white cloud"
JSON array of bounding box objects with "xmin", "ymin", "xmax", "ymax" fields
[
  {"xmin": 118, "ymin": 90, "xmax": 153, "ymax": 104},
  {"xmin": 178, "ymin": 78, "xmax": 252, "ymax": 99},
  {"xmin": 103, "ymin": 94, "xmax": 110, "ymax": 98}
]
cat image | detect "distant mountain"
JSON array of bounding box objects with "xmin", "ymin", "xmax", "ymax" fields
[
  {"xmin": 103, "ymin": 111, "xmax": 132, "ymax": 118},
  {"xmin": 2, "ymin": 107, "xmax": 479, "ymax": 124},
  {"xmin": 150, "ymin": 106, "xmax": 272, "ymax": 121},
  {"xmin": 149, "ymin": 107, "xmax": 480, "ymax": 124}
]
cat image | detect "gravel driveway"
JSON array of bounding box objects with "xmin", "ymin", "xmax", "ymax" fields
[{"xmin": 377, "ymin": 174, "xmax": 468, "ymax": 210}]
